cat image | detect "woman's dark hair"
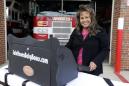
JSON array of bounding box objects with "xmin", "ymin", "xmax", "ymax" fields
[{"xmin": 76, "ymin": 5, "xmax": 100, "ymax": 35}]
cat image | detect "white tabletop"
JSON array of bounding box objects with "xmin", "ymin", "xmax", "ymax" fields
[{"xmin": 0, "ymin": 65, "xmax": 129, "ymax": 86}]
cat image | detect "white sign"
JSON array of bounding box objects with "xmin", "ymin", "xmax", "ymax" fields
[
  {"xmin": 118, "ymin": 17, "xmax": 124, "ymax": 30},
  {"xmin": 127, "ymin": 0, "xmax": 129, "ymax": 6},
  {"xmin": 6, "ymin": 7, "xmax": 9, "ymax": 18},
  {"xmin": 52, "ymin": 17, "xmax": 71, "ymax": 21}
]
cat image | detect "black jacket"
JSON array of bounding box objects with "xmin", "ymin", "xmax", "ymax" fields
[{"xmin": 65, "ymin": 27, "xmax": 109, "ymax": 75}]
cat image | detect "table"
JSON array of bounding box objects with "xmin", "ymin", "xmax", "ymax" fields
[{"xmin": 0, "ymin": 65, "xmax": 129, "ymax": 86}]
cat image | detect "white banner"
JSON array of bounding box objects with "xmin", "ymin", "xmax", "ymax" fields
[{"xmin": 118, "ymin": 17, "xmax": 124, "ymax": 30}]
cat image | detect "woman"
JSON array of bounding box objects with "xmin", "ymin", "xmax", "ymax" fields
[{"xmin": 65, "ymin": 5, "xmax": 109, "ymax": 76}]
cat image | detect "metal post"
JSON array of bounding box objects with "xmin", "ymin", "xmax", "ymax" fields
[
  {"xmin": 115, "ymin": 17, "xmax": 124, "ymax": 73},
  {"xmin": 61, "ymin": 0, "xmax": 63, "ymax": 12}
]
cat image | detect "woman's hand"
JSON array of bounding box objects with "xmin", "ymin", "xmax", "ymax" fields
[{"xmin": 89, "ymin": 61, "xmax": 97, "ymax": 71}]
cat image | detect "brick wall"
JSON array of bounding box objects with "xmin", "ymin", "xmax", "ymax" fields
[
  {"xmin": 0, "ymin": 0, "xmax": 6, "ymax": 64},
  {"xmin": 121, "ymin": 0, "xmax": 129, "ymax": 69},
  {"xmin": 111, "ymin": 0, "xmax": 121, "ymax": 65},
  {"xmin": 112, "ymin": 0, "xmax": 129, "ymax": 69}
]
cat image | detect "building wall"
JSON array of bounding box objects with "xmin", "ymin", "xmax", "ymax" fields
[
  {"xmin": 120, "ymin": 0, "xmax": 129, "ymax": 69},
  {"xmin": 0, "ymin": 0, "xmax": 6, "ymax": 64},
  {"xmin": 112, "ymin": 0, "xmax": 129, "ymax": 69}
]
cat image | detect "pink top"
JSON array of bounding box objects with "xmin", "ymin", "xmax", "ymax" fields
[{"xmin": 77, "ymin": 28, "xmax": 89, "ymax": 65}]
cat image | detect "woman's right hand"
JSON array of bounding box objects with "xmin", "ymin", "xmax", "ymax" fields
[{"xmin": 89, "ymin": 61, "xmax": 97, "ymax": 71}]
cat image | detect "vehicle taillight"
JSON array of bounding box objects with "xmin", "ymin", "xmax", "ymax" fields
[
  {"xmin": 37, "ymin": 21, "xmax": 48, "ymax": 27},
  {"xmin": 33, "ymin": 16, "xmax": 51, "ymax": 27}
]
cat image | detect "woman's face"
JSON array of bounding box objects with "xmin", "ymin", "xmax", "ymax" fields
[{"xmin": 80, "ymin": 11, "xmax": 91, "ymax": 28}]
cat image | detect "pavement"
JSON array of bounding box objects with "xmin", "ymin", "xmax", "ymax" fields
[
  {"xmin": 100, "ymin": 62, "xmax": 129, "ymax": 83},
  {"xmin": 121, "ymin": 70, "xmax": 129, "ymax": 82}
]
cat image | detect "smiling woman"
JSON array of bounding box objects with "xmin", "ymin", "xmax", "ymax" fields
[
  {"xmin": 79, "ymin": 11, "xmax": 91, "ymax": 28},
  {"xmin": 65, "ymin": 5, "xmax": 110, "ymax": 76}
]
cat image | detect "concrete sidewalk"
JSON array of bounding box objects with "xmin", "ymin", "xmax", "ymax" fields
[
  {"xmin": 121, "ymin": 70, "xmax": 129, "ymax": 82},
  {"xmin": 100, "ymin": 62, "xmax": 129, "ymax": 82}
]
